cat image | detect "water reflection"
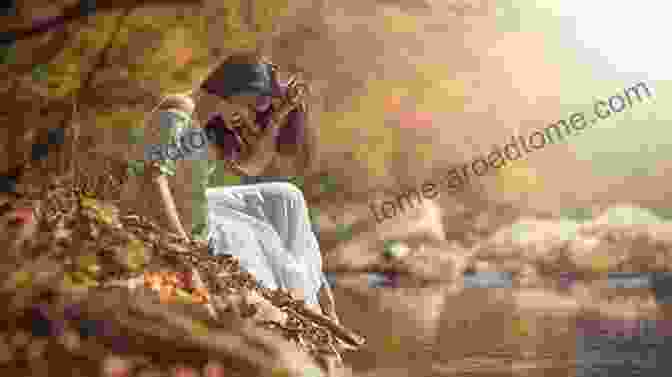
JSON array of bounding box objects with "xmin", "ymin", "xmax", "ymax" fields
[
  {"xmin": 576, "ymin": 318, "xmax": 672, "ymax": 376},
  {"xmin": 463, "ymin": 271, "xmax": 513, "ymax": 289}
]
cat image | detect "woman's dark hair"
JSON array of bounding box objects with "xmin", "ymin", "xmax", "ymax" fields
[
  {"xmin": 200, "ymin": 52, "xmax": 274, "ymax": 99},
  {"xmin": 201, "ymin": 51, "xmax": 319, "ymax": 174}
]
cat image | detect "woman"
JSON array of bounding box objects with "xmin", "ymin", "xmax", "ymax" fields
[{"xmin": 140, "ymin": 51, "xmax": 339, "ymax": 325}]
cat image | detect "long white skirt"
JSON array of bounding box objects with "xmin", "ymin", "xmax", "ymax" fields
[{"xmin": 205, "ymin": 182, "xmax": 324, "ymax": 305}]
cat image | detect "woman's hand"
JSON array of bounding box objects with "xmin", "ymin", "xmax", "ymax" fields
[
  {"xmin": 318, "ymin": 279, "xmax": 339, "ymax": 324},
  {"xmin": 234, "ymin": 111, "xmax": 281, "ymax": 176},
  {"xmin": 234, "ymin": 80, "xmax": 308, "ymax": 174}
]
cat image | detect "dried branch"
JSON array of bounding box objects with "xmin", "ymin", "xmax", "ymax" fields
[
  {"xmin": 78, "ymin": 79, "xmax": 159, "ymax": 110},
  {"xmin": 288, "ymin": 306, "xmax": 365, "ymax": 348},
  {"xmin": 1, "ymin": 0, "xmax": 203, "ymax": 44},
  {"xmin": 0, "ymin": 25, "xmax": 73, "ymax": 79},
  {"xmin": 61, "ymin": 6, "xmax": 134, "ymax": 181}
]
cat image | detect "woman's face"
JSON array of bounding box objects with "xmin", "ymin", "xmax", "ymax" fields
[
  {"xmin": 194, "ymin": 90, "xmax": 257, "ymax": 127},
  {"xmin": 205, "ymin": 93, "xmax": 261, "ymax": 161},
  {"xmin": 220, "ymin": 94, "xmax": 258, "ymax": 124}
]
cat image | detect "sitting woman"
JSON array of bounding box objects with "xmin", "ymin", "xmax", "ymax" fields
[{"xmin": 140, "ymin": 51, "xmax": 339, "ymax": 325}]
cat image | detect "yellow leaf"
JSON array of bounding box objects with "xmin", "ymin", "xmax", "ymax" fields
[
  {"xmin": 59, "ymin": 272, "xmax": 88, "ymax": 292},
  {"xmin": 190, "ymin": 320, "xmax": 209, "ymax": 337},
  {"xmin": 94, "ymin": 109, "xmax": 144, "ymax": 130},
  {"xmin": 175, "ymin": 288, "xmax": 193, "ymax": 300},
  {"xmin": 125, "ymin": 239, "xmax": 148, "ymax": 271},
  {"xmin": 381, "ymin": 8, "xmax": 418, "ymax": 34},
  {"xmin": 495, "ymin": 160, "xmax": 541, "ymax": 194},
  {"xmin": 76, "ymin": 254, "xmax": 97, "ymax": 269},
  {"xmin": 79, "ymin": 196, "xmax": 99, "ymax": 210},
  {"xmin": 383, "ymin": 335, "xmax": 402, "ymax": 353},
  {"xmin": 591, "ymin": 255, "xmax": 610, "ymax": 273},
  {"xmin": 87, "ymin": 264, "xmax": 101, "ymax": 274},
  {"xmin": 71, "ymin": 271, "xmax": 99, "ymax": 287},
  {"xmin": 97, "ymin": 205, "xmax": 115, "ymax": 225},
  {"xmin": 512, "ymin": 318, "xmax": 529, "ymax": 337},
  {"xmin": 8, "ymin": 270, "xmax": 33, "ymax": 289},
  {"xmin": 127, "ymin": 239, "xmax": 144, "ymax": 254},
  {"xmin": 271, "ymin": 368, "xmax": 291, "ymax": 377}
]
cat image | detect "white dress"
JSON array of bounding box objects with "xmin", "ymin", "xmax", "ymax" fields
[
  {"xmin": 205, "ymin": 182, "xmax": 325, "ymax": 305},
  {"xmin": 153, "ymin": 109, "xmax": 326, "ymax": 305}
]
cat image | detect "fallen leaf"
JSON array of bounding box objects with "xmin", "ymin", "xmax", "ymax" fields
[
  {"xmin": 6, "ymin": 270, "xmax": 33, "ymax": 290},
  {"xmin": 512, "ymin": 317, "xmax": 529, "ymax": 337},
  {"xmin": 76, "ymin": 253, "xmax": 98, "ymax": 271},
  {"xmin": 383, "ymin": 335, "xmax": 402, "ymax": 353},
  {"xmin": 271, "ymin": 368, "xmax": 291, "ymax": 377},
  {"xmin": 190, "ymin": 320, "xmax": 209, "ymax": 337}
]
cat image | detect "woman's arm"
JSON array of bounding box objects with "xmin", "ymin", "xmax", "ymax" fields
[
  {"xmin": 145, "ymin": 162, "xmax": 189, "ymax": 239},
  {"xmin": 318, "ymin": 274, "xmax": 339, "ymax": 323},
  {"xmin": 140, "ymin": 95, "xmax": 195, "ymax": 240}
]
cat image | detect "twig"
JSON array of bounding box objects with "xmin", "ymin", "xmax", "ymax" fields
[
  {"xmin": 103, "ymin": 276, "xmax": 145, "ymax": 290},
  {"xmin": 190, "ymin": 267, "xmax": 218, "ymax": 320},
  {"xmin": 288, "ymin": 306, "xmax": 365, "ymax": 348}
]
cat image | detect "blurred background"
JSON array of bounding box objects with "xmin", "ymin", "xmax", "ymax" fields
[{"xmin": 2, "ymin": 0, "xmax": 672, "ymax": 376}]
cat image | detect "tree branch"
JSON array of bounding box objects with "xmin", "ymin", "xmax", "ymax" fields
[
  {"xmin": 0, "ymin": 25, "xmax": 73, "ymax": 78},
  {"xmin": 60, "ymin": 6, "xmax": 135, "ymax": 180},
  {"xmin": 0, "ymin": 0, "xmax": 203, "ymax": 44}
]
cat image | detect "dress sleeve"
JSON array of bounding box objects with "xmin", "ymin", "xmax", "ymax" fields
[{"xmin": 144, "ymin": 109, "xmax": 193, "ymax": 177}]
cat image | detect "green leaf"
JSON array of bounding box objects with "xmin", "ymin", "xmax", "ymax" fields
[
  {"xmin": 383, "ymin": 239, "xmax": 408, "ymax": 258},
  {"xmin": 159, "ymin": 125, "xmax": 175, "ymax": 144},
  {"xmin": 206, "ymin": 163, "xmax": 217, "ymax": 176},
  {"xmin": 32, "ymin": 64, "xmax": 48, "ymax": 81},
  {"xmin": 128, "ymin": 127, "xmax": 145, "ymax": 144},
  {"xmin": 220, "ymin": 174, "xmax": 243, "ymax": 186},
  {"xmin": 126, "ymin": 160, "xmax": 145, "ymax": 177},
  {"xmin": 303, "ymin": 367, "xmax": 323, "ymax": 377},
  {"xmin": 0, "ymin": 43, "xmax": 16, "ymax": 65},
  {"xmin": 308, "ymin": 207, "xmax": 319, "ymax": 222},
  {"xmin": 560, "ymin": 208, "xmax": 593, "ymax": 222},
  {"xmin": 289, "ymin": 176, "xmax": 305, "ymax": 188},
  {"xmin": 651, "ymin": 208, "xmax": 672, "ymax": 221},
  {"xmin": 158, "ymin": 160, "xmax": 177, "ymax": 176},
  {"xmin": 383, "ymin": 239, "xmax": 400, "ymax": 251},
  {"xmin": 319, "ymin": 175, "xmax": 337, "ymax": 193},
  {"xmin": 335, "ymin": 223, "xmax": 353, "ymax": 241},
  {"xmin": 191, "ymin": 222, "xmax": 207, "ymax": 239}
]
